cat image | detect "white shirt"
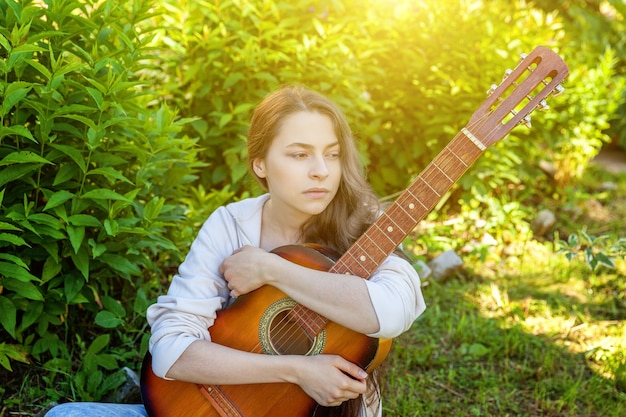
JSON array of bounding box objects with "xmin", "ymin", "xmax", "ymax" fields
[{"xmin": 147, "ymin": 194, "xmax": 426, "ymax": 411}]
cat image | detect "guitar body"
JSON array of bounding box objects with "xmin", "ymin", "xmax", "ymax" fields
[{"xmin": 141, "ymin": 244, "xmax": 392, "ymax": 417}]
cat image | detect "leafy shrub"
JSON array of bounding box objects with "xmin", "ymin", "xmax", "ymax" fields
[
  {"xmin": 0, "ymin": 0, "xmax": 202, "ymax": 402},
  {"xmin": 143, "ymin": 0, "xmax": 380, "ymax": 198},
  {"xmin": 144, "ymin": 0, "xmax": 621, "ymax": 201}
]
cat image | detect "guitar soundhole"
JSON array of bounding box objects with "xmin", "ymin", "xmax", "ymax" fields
[
  {"xmin": 269, "ymin": 310, "xmax": 313, "ymax": 355},
  {"xmin": 259, "ymin": 298, "xmax": 326, "ymax": 356}
]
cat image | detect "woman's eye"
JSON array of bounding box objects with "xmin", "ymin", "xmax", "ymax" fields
[
  {"xmin": 291, "ymin": 153, "xmax": 307, "ymax": 159},
  {"xmin": 326, "ymin": 151, "xmax": 340, "ymax": 159}
]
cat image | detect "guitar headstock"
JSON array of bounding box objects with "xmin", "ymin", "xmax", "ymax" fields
[{"xmin": 469, "ymin": 46, "xmax": 569, "ymax": 146}]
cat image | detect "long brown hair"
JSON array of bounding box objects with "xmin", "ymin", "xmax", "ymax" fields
[
  {"xmin": 247, "ymin": 85, "xmax": 380, "ymax": 254},
  {"xmin": 247, "ymin": 85, "xmax": 382, "ymax": 416}
]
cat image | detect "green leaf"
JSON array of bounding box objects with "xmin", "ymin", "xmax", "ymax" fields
[
  {"xmin": 1, "ymin": 279, "xmax": 44, "ymax": 301},
  {"xmin": 0, "ymin": 151, "xmax": 52, "ymax": 166},
  {"xmin": 53, "ymin": 163, "xmax": 79, "ymax": 186},
  {"xmin": 64, "ymin": 272, "xmax": 84, "ymax": 303},
  {"xmin": 0, "ymin": 126, "xmax": 37, "ymax": 143},
  {"xmin": 143, "ymin": 197, "xmax": 164, "ymax": 222},
  {"xmin": 20, "ymin": 301, "xmax": 43, "ymax": 331},
  {"xmin": 0, "ymin": 343, "xmax": 29, "ymax": 371},
  {"xmin": 43, "ymin": 190, "xmax": 74, "ymax": 211},
  {"xmin": 86, "ymin": 334, "xmax": 110, "ymax": 356},
  {"xmin": 25, "ymin": 58, "xmax": 52, "ymax": 80},
  {"xmin": 49, "ymin": 144, "xmax": 87, "ymax": 173},
  {"xmin": 0, "ymin": 222, "xmax": 21, "ymax": 232},
  {"xmin": 594, "ymin": 252, "xmax": 615, "ymax": 269},
  {"xmin": 0, "ymin": 164, "xmax": 39, "ymax": 187},
  {"xmin": 71, "ymin": 247, "xmax": 89, "ymax": 280},
  {"xmin": 67, "ymin": 224, "xmax": 85, "ymax": 254},
  {"xmin": 218, "ymin": 113, "xmax": 233, "ymax": 128},
  {"xmin": 0, "ymin": 253, "xmax": 28, "ymax": 269},
  {"xmin": 223, "ymin": 73, "xmax": 245, "ymax": 89},
  {"xmin": 55, "ymin": 114, "xmax": 97, "ymax": 131},
  {"xmin": 0, "ymin": 34, "xmax": 10, "ymax": 52},
  {"xmin": 85, "ymin": 87, "xmax": 104, "ymax": 109},
  {"xmin": 28, "ymin": 213, "xmax": 62, "ymax": 229},
  {"xmin": 96, "ymin": 354, "xmax": 118, "ymax": 370},
  {"xmin": 94, "ymin": 311, "xmax": 124, "ymax": 328},
  {"xmin": 104, "ymin": 218, "xmax": 118, "ymax": 236},
  {"xmin": 99, "ymin": 254, "xmax": 141, "ymax": 277},
  {"xmin": 0, "ymin": 297, "xmax": 17, "ymax": 338},
  {"xmin": 0, "ymin": 261, "xmax": 40, "ymax": 283},
  {"xmin": 88, "ymin": 238, "xmax": 107, "ymax": 258},
  {"xmin": 80, "ymin": 189, "xmax": 131, "ymax": 202},
  {"xmin": 67, "ymin": 214, "xmax": 102, "ymax": 228},
  {"xmin": 86, "ymin": 167, "xmax": 133, "ymax": 185},
  {"xmin": 42, "ymin": 256, "xmax": 62, "ymax": 282},
  {"xmin": 0, "ymin": 232, "xmax": 29, "ymax": 246},
  {"xmin": 101, "ymin": 296, "xmax": 126, "ymax": 318},
  {"xmin": 133, "ymin": 288, "xmax": 151, "ymax": 316},
  {"xmin": 0, "ymin": 85, "xmax": 33, "ymax": 117}
]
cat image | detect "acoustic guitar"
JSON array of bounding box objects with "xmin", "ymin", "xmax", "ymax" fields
[{"xmin": 140, "ymin": 46, "xmax": 569, "ymax": 417}]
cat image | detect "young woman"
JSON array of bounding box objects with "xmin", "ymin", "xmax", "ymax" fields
[{"xmin": 46, "ymin": 86, "xmax": 426, "ymax": 417}]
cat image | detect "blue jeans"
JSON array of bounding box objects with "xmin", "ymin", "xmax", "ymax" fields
[{"xmin": 45, "ymin": 403, "xmax": 148, "ymax": 416}]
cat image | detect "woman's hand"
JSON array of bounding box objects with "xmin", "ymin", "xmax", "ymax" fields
[
  {"xmin": 291, "ymin": 354, "xmax": 368, "ymax": 407},
  {"xmin": 219, "ymin": 246, "xmax": 279, "ymax": 297}
]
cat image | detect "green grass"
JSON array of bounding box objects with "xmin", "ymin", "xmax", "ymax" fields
[{"xmin": 383, "ymin": 163, "xmax": 626, "ymax": 416}]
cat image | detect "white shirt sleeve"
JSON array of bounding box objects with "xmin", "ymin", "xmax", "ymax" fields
[
  {"xmin": 364, "ymin": 254, "xmax": 426, "ymax": 339},
  {"xmin": 146, "ymin": 208, "xmax": 237, "ymax": 379}
]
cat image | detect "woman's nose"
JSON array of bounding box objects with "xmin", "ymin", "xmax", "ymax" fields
[{"xmin": 309, "ymin": 156, "xmax": 329, "ymax": 179}]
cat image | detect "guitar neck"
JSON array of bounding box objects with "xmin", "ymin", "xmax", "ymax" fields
[{"xmin": 330, "ymin": 127, "xmax": 486, "ymax": 278}]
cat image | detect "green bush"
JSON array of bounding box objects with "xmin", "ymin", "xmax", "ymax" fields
[
  {"xmin": 144, "ymin": 0, "xmax": 622, "ymax": 201},
  {"xmin": 144, "ymin": 0, "xmax": 380, "ymax": 197},
  {"xmin": 0, "ymin": 0, "xmax": 202, "ymax": 402}
]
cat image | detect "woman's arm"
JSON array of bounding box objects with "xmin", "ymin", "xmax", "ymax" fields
[
  {"xmin": 218, "ymin": 246, "xmax": 380, "ymax": 334},
  {"xmin": 165, "ymin": 339, "xmax": 369, "ymax": 407}
]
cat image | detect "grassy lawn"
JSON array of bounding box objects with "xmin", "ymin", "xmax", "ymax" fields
[{"xmin": 383, "ymin": 161, "xmax": 626, "ymax": 416}]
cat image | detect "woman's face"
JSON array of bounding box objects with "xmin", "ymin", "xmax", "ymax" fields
[{"xmin": 253, "ymin": 111, "xmax": 342, "ymax": 222}]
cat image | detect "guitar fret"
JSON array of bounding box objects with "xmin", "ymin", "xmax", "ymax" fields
[
  {"xmin": 362, "ymin": 230, "xmax": 391, "ymax": 257},
  {"xmin": 370, "ymin": 223, "xmax": 400, "ymax": 249},
  {"xmin": 405, "ymin": 187, "xmax": 429, "ymax": 211},
  {"xmin": 351, "ymin": 241, "xmax": 377, "ymax": 267},
  {"xmin": 386, "ymin": 201, "xmax": 418, "ymax": 231},
  {"xmin": 381, "ymin": 211, "xmax": 408, "ymax": 236},
  {"xmin": 432, "ymin": 161, "xmax": 454, "ymax": 183},
  {"xmin": 343, "ymin": 251, "xmax": 371, "ymax": 277},
  {"xmin": 446, "ymin": 146, "xmax": 469, "ymax": 168},
  {"xmin": 418, "ymin": 176, "xmax": 441, "ymax": 197}
]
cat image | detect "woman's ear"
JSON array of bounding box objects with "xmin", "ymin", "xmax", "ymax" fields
[{"xmin": 252, "ymin": 158, "xmax": 267, "ymax": 178}]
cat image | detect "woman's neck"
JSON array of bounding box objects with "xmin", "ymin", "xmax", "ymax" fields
[{"xmin": 259, "ymin": 198, "xmax": 308, "ymax": 250}]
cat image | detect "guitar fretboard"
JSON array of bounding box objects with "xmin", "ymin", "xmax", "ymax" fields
[{"xmin": 331, "ymin": 127, "xmax": 485, "ymax": 278}]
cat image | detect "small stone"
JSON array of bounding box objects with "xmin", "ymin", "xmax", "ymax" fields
[
  {"xmin": 531, "ymin": 209, "xmax": 557, "ymax": 236},
  {"xmin": 428, "ymin": 250, "xmax": 463, "ymax": 280}
]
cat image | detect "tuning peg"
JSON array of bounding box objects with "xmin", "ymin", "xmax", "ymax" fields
[
  {"xmin": 537, "ymin": 99, "xmax": 550, "ymax": 111},
  {"xmin": 487, "ymin": 84, "xmax": 498, "ymax": 95},
  {"xmin": 519, "ymin": 52, "xmax": 528, "ymax": 62},
  {"xmin": 502, "ymin": 68, "xmax": 513, "ymax": 80},
  {"xmin": 553, "ymin": 84, "xmax": 565, "ymax": 96},
  {"xmin": 522, "ymin": 115, "xmax": 532, "ymax": 128}
]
